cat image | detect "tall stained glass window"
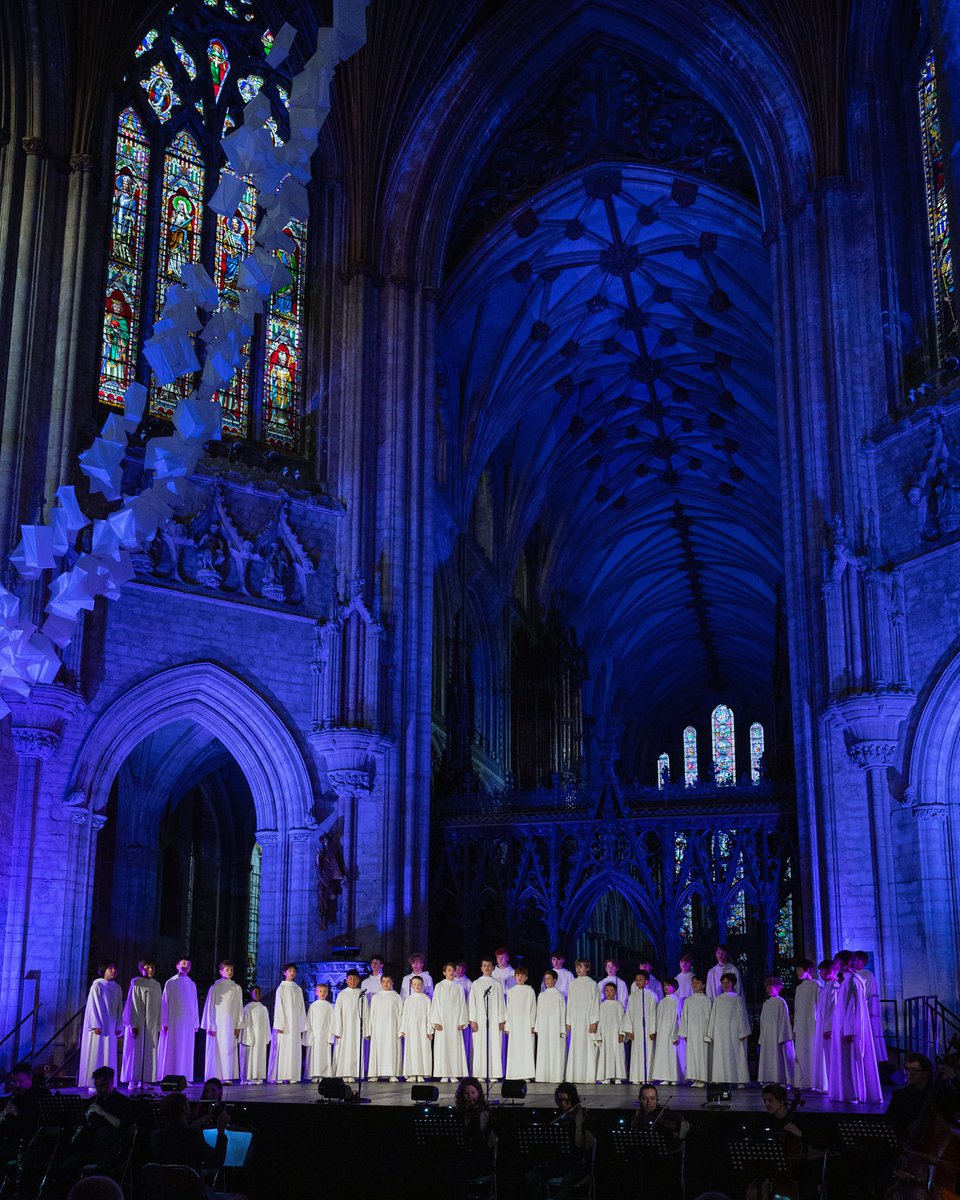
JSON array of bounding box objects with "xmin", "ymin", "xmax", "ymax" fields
[
  {"xmin": 727, "ymin": 888, "xmax": 747, "ymax": 937},
  {"xmin": 657, "ymin": 753, "xmax": 670, "ymax": 789},
  {"xmin": 98, "ymin": 1, "xmax": 309, "ymax": 453},
  {"xmin": 99, "ymin": 109, "xmax": 150, "ymax": 408},
  {"xmin": 712, "ymin": 703, "xmax": 735, "ymax": 783},
  {"xmin": 775, "ymin": 895, "xmax": 794, "ymax": 960},
  {"xmin": 246, "ymin": 841, "xmax": 261, "ymax": 987},
  {"xmin": 749, "ymin": 722, "xmax": 764, "ymax": 783},
  {"xmin": 683, "ymin": 725, "xmax": 698, "ymax": 786},
  {"xmin": 920, "ymin": 51, "xmax": 959, "ymax": 360}
]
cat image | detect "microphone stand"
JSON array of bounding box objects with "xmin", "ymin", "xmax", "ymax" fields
[
  {"xmin": 483, "ymin": 985, "xmax": 492, "ymax": 1103},
  {"xmin": 641, "ymin": 990, "xmax": 649, "ymax": 1085},
  {"xmin": 354, "ymin": 990, "xmax": 370, "ymax": 1103}
]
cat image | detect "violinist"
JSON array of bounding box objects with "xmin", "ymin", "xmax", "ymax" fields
[
  {"xmin": 632, "ymin": 1084, "xmax": 685, "ymax": 1196},
  {"xmin": 524, "ymin": 1083, "xmax": 594, "ymax": 1199},
  {"xmin": 886, "ymin": 1055, "xmax": 934, "ymax": 1147},
  {"xmin": 759, "ymin": 1084, "xmax": 803, "ymax": 1158}
]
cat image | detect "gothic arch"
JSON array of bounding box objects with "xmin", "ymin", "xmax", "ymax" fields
[
  {"xmin": 69, "ymin": 660, "xmax": 315, "ymax": 830},
  {"xmin": 562, "ymin": 870, "xmax": 661, "ymax": 949}
]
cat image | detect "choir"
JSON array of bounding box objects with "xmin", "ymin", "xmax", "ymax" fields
[{"xmin": 76, "ymin": 945, "xmax": 886, "ymax": 1102}]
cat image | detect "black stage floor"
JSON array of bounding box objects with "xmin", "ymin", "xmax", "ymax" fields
[{"xmin": 52, "ymin": 1079, "xmax": 900, "ymax": 1199}]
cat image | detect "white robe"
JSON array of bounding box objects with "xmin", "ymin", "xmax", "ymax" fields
[
  {"xmin": 828, "ymin": 971, "xmax": 882, "ymax": 1104},
  {"xmin": 158, "ymin": 974, "xmax": 199, "ymax": 1081},
  {"xmin": 542, "ymin": 968, "xmax": 573, "ymax": 1000},
  {"xmin": 331, "ymin": 986, "xmax": 366, "ymax": 1079},
  {"xmin": 565, "ymin": 976, "xmax": 600, "ymax": 1083},
  {"xmin": 623, "ymin": 988, "xmax": 658, "ymax": 1084},
  {"xmin": 367, "ymin": 990, "xmax": 403, "ymax": 1077},
  {"xmin": 535, "ymin": 988, "xmax": 567, "ymax": 1083},
  {"xmin": 651, "ymin": 994, "xmax": 683, "ymax": 1083},
  {"xmin": 758, "ymin": 995, "xmax": 795, "ymax": 1083},
  {"xmin": 705, "ymin": 991, "xmax": 750, "ymax": 1083},
  {"xmin": 597, "ymin": 976, "xmax": 629, "ymax": 1008},
  {"xmin": 268, "ymin": 980, "xmax": 307, "ymax": 1082},
  {"xmin": 469, "ymin": 976, "xmax": 505, "ymax": 1079},
  {"xmin": 303, "ymin": 998, "xmax": 334, "ymax": 1079},
  {"xmin": 360, "ymin": 972, "xmax": 383, "ymax": 996},
  {"xmin": 675, "ymin": 970, "xmax": 695, "ymax": 1004},
  {"xmin": 597, "ymin": 998, "xmax": 627, "ymax": 1080},
  {"xmin": 679, "ymin": 993, "xmax": 711, "ymax": 1082},
  {"xmin": 811, "ymin": 980, "xmax": 838, "ymax": 1092},
  {"xmin": 239, "ymin": 1000, "xmax": 270, "ymax": 1082},
  {"xmin": 631, "ymin": 973, "xmax": 663, "ymax": 1002},
  {"xmin": 706, "ymin": 963, "xmax": 740, "ymax": 999},
  {"xmin": 400, "ymin": 991, "xmax": 433, "ymax": 1077},
  {"xmin": 504, "ymin": 983, "xmax": 537, "ymax": 1078},
  {"xmin": 792, "ymin": 978, "xmax": 820, "ymax": 1088},
  {"xmin": 857, "ymin": 967, "xmax": 888, "ymax": 1063},
  {"xmin": 431, "ymin": 978, "xmax": 467, "ymax": 1078},
  {"xmin": 400, "ymin": 970, "xmax": 434, "ymax": 999},
  {"xmin": 120, "ymin": 976, "xmax": 161, "ymax": 1085},
  {"xmin": 492, "ymin": 965, "xmax": 516, "ymax": 995},
  {"xmin": 77, "ymin": 978, "xmax": 122, "ymax": 1088},
  {"xmin": 201, "ymin": 978, "xmax": 243, "ymax": 1081}
]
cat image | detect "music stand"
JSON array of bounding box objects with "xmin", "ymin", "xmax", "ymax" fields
[
  {"xmin": 728, "ymin": 1137, "xmax": 788, "ymax": 1176},
  {"xmin": 517, "ymin": 1124, "xmax": 572, "ymax": 1159},
  {"xmin": 413, "ymin": 1111, "xmax": 466, "ymax": 1150},
  {"xmin": 611, "ymin": 1126, "xmax": 671, "ymax": 1158},
  {"xmin": 37, "ymin": 1095, "xmax": 87, "ymax": 1129},
  {"xmin": 837, "ymin": 1119, "xmax": 899, "ymax": 1149}
]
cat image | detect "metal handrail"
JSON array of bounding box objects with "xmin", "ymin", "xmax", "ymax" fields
[
  {"xmin": 0, "ymin": 1006, "xmax": 41, "ymax": 1052},
  {"xmin": 30, "ymin": 1005, "xmax": 84, "ymax": 1075},
  {"xmin": 903, "ymin": 994, "xmax": 960, "ymax": 1062}
]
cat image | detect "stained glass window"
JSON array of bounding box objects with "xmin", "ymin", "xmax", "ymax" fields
[
  {"xmin": 712, "ymin": 703, "xmax": 735, "ymax": 783},
  {"xmin": 136, "ymin": 29, "xmax": 159, "ymax": 57},
  {"xmin": 726, "ymin": 888, "xmax": 747, "ymax": 936},
  {"xmin": 140, "ymin": 60, "xmax": 181, "ymax": 122},
  {"xmin": 263, "ymin": 218, "xmax": 306, "ymax": 448},
  {"xmin": 674, "ymin": 832, "xmax": 687, "ymax": 878},
  {"xmin": 261, "ymin": 28, "xmax": 275, "ymax": 55},
  {"xmin": 208, "ymin": 38, "xmax": 230, "ymax": 100},
  {"xmin": 657, "ymin": 753, "xmax": 670, "ymax": 789},
  {"xmin": 679, "ymin": 899, "xmax": 694, "ymax": 943},
  {"xmin": 749, "ymin": 722, "xmax": 764, "ymax": 783},
  {"xmin": 100, "ymin": 4, "xmax": 309, "ymax": 454},
  {"xmin": 172, "ymin": 36, "xmax": 197, "ymax": 79},
  {"xmin": 247, "ymin": 841, "xmax": 261, "ymax": 987},
  {"xmin": 213, "ymin": 168, "xmax": 257, "ymax": 435},
  {"xmin": 99, "ymin": 108, "xmax": 150, "ymax": 408},
  {"xmin": 683, "ymin": 725, "xmax": 697, "ymax": 786},
  {"xmin": 151, "ymin": 129, "xmax": 205, "ymax": 419},
  {"xmin": 775, "ymin": 895, "xmax": 794, "ymax": 959},
  {"xmin": 920, "ymin": 51, "xmax": 959, "ymax": 360}
]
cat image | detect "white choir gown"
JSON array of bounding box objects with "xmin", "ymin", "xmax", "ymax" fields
[
  {"xmin": 157, "ymin": 974, "xmax": 199, "ymax": 1081},
  {"xmin": 597, "ymin": 975, "xmax": 629, "ymax": 1007},
  {"xmin": 360, "ymin": 972, "xmax": 383, "ymax": 997},
  {"xmin": 705, "ymin": 991, "xmax": 750, "ymax": 1084},
  {"xmin": 303, "ymin": 997, "xmax": 334, "ymax": 1080},
  {"xmin": 651, "ymin": 994, "xmax": 683, "ymax": 1083},
  {"xmin": 534, "ymin": 988, "xmax": 567, "ymax": 1083},
  {"xmin": 828, "ymin": 971, "xmax": 882, "ymax": 1104},
  {"xmin": 201, "ymin": 978, "xmax": 243, "ymax": 1081},
  {"xmin": 679, "ymin": 993, "xmax": 711, "ymax": 1083},
  {"xmin": 492, "ymin": 965, "xmax": 516, "ymax": 995},
  {"xmin": 758, "ymin": 995, "xmax": 795, "ymax": 1083},
  {"xmin": 431, "ymin": 978, "xmax": 467, "ymax": 1079},
  {"xmin": 239, "ymin": 1000, "xmax": 270, "ymax": 1083},
  {"xmin": 470, "ymin": 976, "xmax": 505, "ymax": 1080},
  {"xmin": 542, "ymin": 968, "xmax": 574, "ymax": 1000},
  {"xmin": 811, "ymin": 980, "xmax": 838, "ymax": 1092},
  {"xmin": 331, "ymin": 986, "xmax": 366, "ymax": 1079},
  {"xmin": 268, "ymin": 980, "xmax": 307, "ymax": 1082},
  {"xmin": 77, "ymin": 977, "xmax": 123, "ymax": 1088},
  {"xmin": 120, "ymin": 975, "xmax": 161, "ymax": 1086},
  {"xmin": 675, "ymin": 970, "xmax": 695, "ymax": 1003},
  {"xmin": 623, "ymin": 988, "xmax": 659, "ymax": 1084},
  {"xmin": 504, "ymin": 983, "xmax": 537, "ymax": 1079},
  {"xmin": 400, "ymin": 991, "xmax": 433, "ymax": 1078},
  {"xmin": 565, "ymin": 976, "xmax": 600, "ymax": 1084},
  {"xmin": 791, "ymin": 978, "xmax": 821, "ymax": 1088},
  {"xmin": 367, "ymin": 990, "xmax": 403, "ymax": 1078},
  {"xmin": 597, "ymin": 998, "xmax": 627, "ymax": 1081},
  {"xmin": 857, "ymin": 967, "xmax": 888, "ymax": 1062}
]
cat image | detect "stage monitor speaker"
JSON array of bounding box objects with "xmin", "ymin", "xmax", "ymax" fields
[
  {"xmin": 159, "ymin": 1075, "xmax": 187, "ymax": 1093},
  {"xmin": 410, "ymin": 1084, "xmax": 439, "ymax": 1103},
  {"xmin": 706, "ymin": 1084, "xmax": 731, "ymax": 1103},
  {"xmin": 501, "ymin": 1079, "xmax": 527, "ymax": 1100},
  {"xmin": 317, "ymin": 1078, "xmax": 349, "ymax": 1101}
]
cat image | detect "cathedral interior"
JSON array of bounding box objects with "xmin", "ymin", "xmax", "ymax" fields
[{"xmin": 0, "ymin": 0, "xmax": 959, "ymax": 1065}]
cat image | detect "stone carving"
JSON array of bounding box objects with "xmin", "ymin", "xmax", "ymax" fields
[
  {"xmin": 449, "ymin": 48, "xmax": 754, "ymax": 263},
  {"xmin": 327, "ymin": 768, "xmax": 372, "ymax": 794},
  {"xmin": 194, "ymin": 522, "xmax": 228, "ymax": 588},
  {"xmin": 846, "ymin": 740, "xmax": 898, "ymax": 770},
  {"xmin": 11, "ymin": 728, "xmax": 60, "ymax": 760},
  {"xmin": 907, "ymin": 410, "xmax": 960, "ymax": 540},
  {"xmin": 316, "ymin": 832, "xmax": 347, "ymax": 930}
]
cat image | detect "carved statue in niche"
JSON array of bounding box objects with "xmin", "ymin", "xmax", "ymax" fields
[
  {"xmin": 316, "ymin": 833, "xmax": 347, "ymax": 930},
  {"xmin": 261, "ymin": 544, "xmax": 288, "ymax": 602},
  {"xmin": 907, "ymin": 412, "xmax": 960, "ymax": 540},
  {"xmin": 195, "ymin": 523, "xmax": 227, "ymax": 588},
  {"xmin": 823, "ymin": 514, "xmax": 862, "ymax": 585}
]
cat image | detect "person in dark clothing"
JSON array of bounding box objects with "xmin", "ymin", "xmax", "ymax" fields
[
  {"xmin": 149, "ymin": 1092, "xmax": 248, "ymax": 1200},
  {"xmin": 0, "ymin": 1061, "xmax": 49, "ymax": 1191},
  {"xmin": 55, "ymin": 1066, "xmax": 133, "ymax": 1192},
  {"xmin": 886, "ymin": 1054, "xmax": 935, "ymax": 1146}
]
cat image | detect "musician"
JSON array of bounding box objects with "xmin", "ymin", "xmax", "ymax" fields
[
  {"xmin": 744, "ymin": 1085, "xmax": 804, "ymax": 1200},
  {"xmin": 54, "ymin": 1066, "xmax": 133, "ymax": 1191},
  {"xmin": 886, "ymin": 1055, "xmax": 934, "ymax": 1148},
  {"xmin": 632, "ymin": 1083, "xmax": 684, "ymax": 1138},
  {"xmin": 631, "ymin": 1083, "xmax": 685, "ymax": 1196},
  {"xmin": 524, "ymin": 1082, "xmax": 594, "ymax": 1199},
  {"xmin": 0, "ymin": 1062, "xmax": 48, "ymax": 1189}
]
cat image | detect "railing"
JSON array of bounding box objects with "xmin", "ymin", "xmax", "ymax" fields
[
  {"xmin": 0, "ymin": 974, "xmax": 42, "ymax": 1073},
  {"xmin": 903, "ymin": 994, "xmax": 960, "ymax": 1062},
  {"xmin": 30, "ymin": 1005, "xmax": 85, "ymax": 1084}
]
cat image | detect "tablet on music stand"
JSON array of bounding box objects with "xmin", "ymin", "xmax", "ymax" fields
[{"xmin": 202, "ymin": 1127, "xmax": 253, "ymax": 1167}]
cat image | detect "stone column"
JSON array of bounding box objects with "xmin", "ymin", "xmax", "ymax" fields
[{"xmin": 903, "ymin": 790, "xmax": 960, "ymax": 1005}]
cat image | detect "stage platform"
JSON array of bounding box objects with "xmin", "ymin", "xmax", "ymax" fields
[{"xmin": 48, "ymin": 1079, "xmax": 900, "ymax": 1198}]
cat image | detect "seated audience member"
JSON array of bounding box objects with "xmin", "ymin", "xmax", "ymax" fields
[
  {"xmin": 149, "ymin": 1092, "xmax": 248, "ymax": 1200},
  {"xmin": 66, "ymin": 1177, "xmax": 124, "ymax": 1200}
]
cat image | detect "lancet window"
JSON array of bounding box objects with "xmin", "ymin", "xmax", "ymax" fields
[
  {"xmin": 920, "ymin": 50, "xmax": 958, "ymax": 360},
  {"xmin": 98, "ymin": 1, "xmax": 307, "ymax": 451}
]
